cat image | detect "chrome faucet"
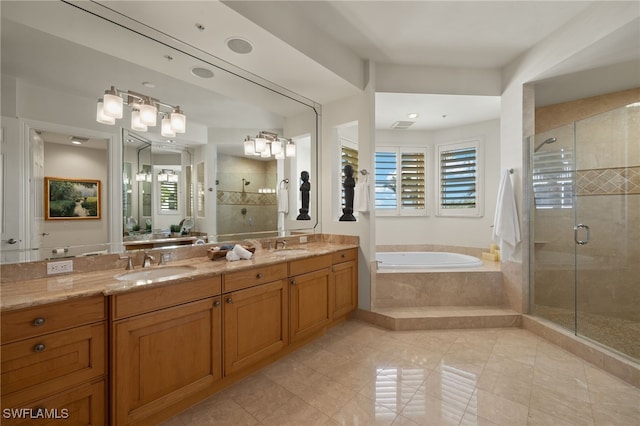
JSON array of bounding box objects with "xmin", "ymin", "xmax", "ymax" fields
[
  {"xmin": 120, "ymin": 255, "xmax": 134, "ymax": 270},
  {"xmin": 158, "ymin": 252, "xmax": 171, "ymax": 266},
  {"xmin": 275, "ymin": 239, "xmax": 287, "ymax": 250},
  {"xmin": 142, "ymin": 252, "xmax": 155, "ymax": 268}
]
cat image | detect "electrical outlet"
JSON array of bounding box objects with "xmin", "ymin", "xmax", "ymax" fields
[
  {"xmin": 299, "ymin": 236, "xmax": 308, "ymax": 244},
  {"xmin": 47, "ymin": 260, "xmax": 73, "ymax": 275}
]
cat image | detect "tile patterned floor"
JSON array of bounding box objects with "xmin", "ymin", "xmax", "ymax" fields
[{"xmin": 161, "ymin": 320, "xmax": 640, "ymax": 426}]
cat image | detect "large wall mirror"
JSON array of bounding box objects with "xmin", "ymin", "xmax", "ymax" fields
[{"xmin": 0, "ymin": 1, "xmax": 318, "ymax": 264}]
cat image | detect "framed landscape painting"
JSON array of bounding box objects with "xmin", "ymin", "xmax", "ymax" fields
[{"xmin": 45, "ymin": 177, "xmax": 101, "ymax": 220}]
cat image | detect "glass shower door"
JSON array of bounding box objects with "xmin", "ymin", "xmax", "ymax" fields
[{"xmin": 573, "ymin": 105, "xmax": 640, "ymax": 361}]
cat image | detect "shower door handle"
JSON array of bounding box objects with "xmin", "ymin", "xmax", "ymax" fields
[{"xmin": 574, "ymin": 224, "xmax": 590, "ymax": 245}]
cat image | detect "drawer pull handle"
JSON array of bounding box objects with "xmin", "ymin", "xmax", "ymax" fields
[
  {"xmin": 33, "ymin": 317, "xmax": 46, "ymax": 327},
  {"xmin": 256, "ymin": 273, "xmax": 264, "ymax": 279},
  {"xmin": 213, "ymin": 300, "xmax": 221, "ymax": 307},
  {"xmin": 341, "ymin": 254, "xmax": 345, "ymax": 258},
  {"xmin": 34, "ymin": 343, "xmax": 46, "ymax": 353},
  {"xmin": 226, "ymin": 297, "xmax": 233, "ymax": 304},
  {"xmin": 291, "ymin": 279, "xmax": 297, "ymax": 285}
]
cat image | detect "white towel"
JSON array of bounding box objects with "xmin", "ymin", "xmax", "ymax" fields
[
  {"xmin": 492, "ymin": 169, "xmax": 521, "ymax": 260},
  {"xmin": 233, "ymin": 244, "xmax": 253, "ymax": 260},
  {"xmin": 354, "ymin": 175, "xmax": 370, "ymax": 213},
  {"xmin": 277, "ymin": 188, "xmax": 288, "ymax": 213},
  {"xmin": 226, "ymin": 250, "xmax": 240, "ymax": 261}
]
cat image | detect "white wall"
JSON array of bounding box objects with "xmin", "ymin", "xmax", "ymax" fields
[
  {"xmin": 375, "ymin": 119, "xmax": 500, "ymax": 248},
  {"xmin": 43, "ymin": 142, "xmax": 109, "ymax": 248},
  {"xmin": 321, "ymin": 62, "xmax": 376, "ymax": 310}
]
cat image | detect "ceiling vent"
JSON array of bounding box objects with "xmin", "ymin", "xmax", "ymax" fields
[{"xmin": 391, "ymin": 120, "xmax": 415, "ymax": 129}]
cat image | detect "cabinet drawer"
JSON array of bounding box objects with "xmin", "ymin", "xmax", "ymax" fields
[
  {"xmin": 111, "ymin": 276, "xmax": 221, "ymax": 319},
  {"xmin": 1, "ymin": 323, "xmax": 106, "ymax": 407},
  {"xmin": 1, "ymin": 379, "xmax": 106, "ymax": 426},
  {"xmin": 223, "ymin": 263, "xmax": 287, "ymax": 293},
  {"xmin": 1, "ymin": 296, "xmax": 105, "ymax": 344},
  {"xmin": 332, "ymin": 248, "xmax": 357, "ymax": 264},
  {"xmin": 289, "ymin": 254, "xmax": 332, "ymax": 276}
]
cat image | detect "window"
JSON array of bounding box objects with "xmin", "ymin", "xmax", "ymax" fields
[
  {"xmin": 532, "ymin": 149, "xmax": 573, "ymax": 209},
  {"xmin": 159, "ymin": 181, "xmax": 178, "ymax": 212},
  {"xmin": 437, "ymin": 139, "xmax": 483, "ymax": 217},
  {"xmin": 375, "ymin": 147, "xmax": 426, "ymax": 215}
]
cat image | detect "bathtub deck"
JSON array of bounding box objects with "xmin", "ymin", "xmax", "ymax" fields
[{"xmin": 355, "ymin": 306, "xmax": 521, "ymax": 331}]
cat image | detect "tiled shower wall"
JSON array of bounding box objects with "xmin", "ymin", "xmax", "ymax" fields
[
  {"xmin": 216, "ymin": 154, "xmax": 277, "ymax": 235},
  {"xmin": 534, "ymin": 88, "xmax": 640, "ymax": 318}
]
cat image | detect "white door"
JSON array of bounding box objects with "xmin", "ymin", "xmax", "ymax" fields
[{"xmin": 0, "ymin": 117, "xmax": 24, "ymax": 263}]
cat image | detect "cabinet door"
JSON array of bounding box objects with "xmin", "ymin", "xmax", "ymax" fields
[
  {"xmin": 224, "ymin": 280, "xmax": 288, "ymax": 376},
  {"xmin": 332, "ymin": 260, "xmax": 358, "ymax": 318},
  {"xmin": 112, "ymin": 297, "xmax": 222, "ymax": 425},
  {"xmin": 290, "ymin": 268, "xmax": 331, "ymax": 343}
]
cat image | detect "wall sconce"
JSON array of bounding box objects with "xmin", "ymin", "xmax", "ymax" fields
[
  {"xmin": 243, "ymin": 131, "xmax": 295, "ymax": 159},
  {"xmin": 96, "ymin": 85, "xmax": 186, "ymax": 134}
]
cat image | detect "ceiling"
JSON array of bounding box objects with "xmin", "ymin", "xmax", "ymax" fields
[{"xmin": 2, "ymin": 1, "xmax": 639, "ymax": 135}]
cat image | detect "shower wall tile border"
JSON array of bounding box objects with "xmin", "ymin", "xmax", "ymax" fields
[
  {"xmin": 217, "ymin": 190, "xmax": 276, "ymax": 205},
  {"xmin": 577, "ymin": 166, "xmax": 640, "ymax": 196}
]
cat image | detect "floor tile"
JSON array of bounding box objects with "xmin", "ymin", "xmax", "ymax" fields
[{"xmin": 160, "ymin": 319, "xmax": 639, "ymax": 426}]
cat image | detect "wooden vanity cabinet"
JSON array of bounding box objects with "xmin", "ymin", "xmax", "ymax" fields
[
  {"xmin": 289, "ymin": 254, "xmax": 333, "ymax": 343},
  {"xmin": 222, "ymin": 264, "xmax": 288, "ymax": 376},
  {"xmin": 331, "ymin": 248, "xmax": 359, "ymax": 319},
  {"xmin": 110, "ymin": 277, "xmax": 222, "ymax": 426},
  {"xmin": 0, "ymin": 296, "xmax": 107, "ymax": 425}
]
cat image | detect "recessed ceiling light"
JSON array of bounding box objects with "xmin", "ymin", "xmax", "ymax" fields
[
  {"xmin": 191, "ymin": 67, "xmax": 214, "ymax": 79},
  {"xmin": 407, "ymin": 113, "xmax": 419, "ymax": 119},
  {"xmin": 70, "ymin": 136, "xmax": 88, "ymax": 145},
  {"xmin": 226, "ymin": 37, "xmax": 253, "ymax": 54},
  {"xmin": 142, "ymin": 81, "xmax": 156, "ymax": 88}
]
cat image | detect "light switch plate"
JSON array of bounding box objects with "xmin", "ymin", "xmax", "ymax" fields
[{"xmin": 47, "ymin": 260, "xmax": 73, "ymax": 274}]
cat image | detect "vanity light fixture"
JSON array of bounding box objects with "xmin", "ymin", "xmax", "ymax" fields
[
  {"xmin": 96, "ymin": 85, "xmax": 186, "ymax": 134},
  {"xmin": 243, "ymin": 131, "xmax": 296, "ymax": 159},
  {"xmin": 158, "ymin": 169, "xmax": 178, "ymax": 182},
  {"xmin": 135, "ymin": 171, "xmax": 151, "ymax": 182},
  {"xmin": 161, "ymin": 114, "xmax": 176, "ymax": 138}
]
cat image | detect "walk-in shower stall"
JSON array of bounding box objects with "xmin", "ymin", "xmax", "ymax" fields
[{"xmin": 529, "ymin": 102, "xmax": 640, "ymax": 362}]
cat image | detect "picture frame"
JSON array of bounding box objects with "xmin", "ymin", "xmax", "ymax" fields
[{"xmin": 44, "ymin": 177, "xmax": 101, "ymax": 220}]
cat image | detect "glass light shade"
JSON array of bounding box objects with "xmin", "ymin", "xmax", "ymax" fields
[
  {"xmin": 168, "ymin": 173, "xmax": 179, "ymax": 183},
  {"xmin": 275, "ymin": 150, "xmax": 285, "ymax": 160},
  {"xmin": 131, "ymin": 110, "xmax": 148, "ymax": 132},
  {"xmin": 244, "ymin": 139, "xmax": 256, "ymax": 155},
  {"xmin": 161, "ymin": 117, "xmax": 176, "ymax": 137},
  {"xmin": 170, "ymin": 107, "xmax": 186, "ymax": 133},
  {"xmin": 285, "ymin": 142, "xmax": 296, "ymax": 157},
  {"xmin": 254, "ymin": 137, "xmax": 267, "ymax": 153},
  {"xmin": 270, "ymin": 140, "xmax": 282, "ymax": 155},
  {"xmin": 135, "ymin": 172, "xmax": 146, "ymax": 182},
  {"xmin": 260, "ymin": 145, "xmax": 271, "ymax": 158},
  {"xmin": 139, "ymin": 102, "xmax": 158, "ymax": 126},
  {"xmin": 96, "ymin": 99, "xmax": 116, "ymax": 125},
  {"xmin": 103, "ymin": 89, "xmax": 123, "ymax": 119},
  {"xmin": 158, "ymin": 172, "xmax": 168, "ymax": 182},
  {"xmin": 145, "ymin": 174, "xmax": 152, "ymax": 182}
]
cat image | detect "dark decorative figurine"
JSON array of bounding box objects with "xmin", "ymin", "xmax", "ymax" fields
[
  {"xmin": 296, "ymin": 170, "xmax": 311, "ymax": 220},
  {"xmin": 339, "ymin": 164, "xmax": 356, "ymax": 221}
]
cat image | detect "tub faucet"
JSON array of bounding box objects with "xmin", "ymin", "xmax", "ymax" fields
[
  {"xmin": 158, "ymin": 252, "xmax": 171, "ymax": 266},
  {"xmin": 142, "ymin": 252, "xmax": 155, "ymax": 268},
  {"xmin": 275, "ymin": 239, "xmax": 287, "ymax": 249}
]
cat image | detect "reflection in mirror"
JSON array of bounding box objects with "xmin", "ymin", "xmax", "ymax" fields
[{"xmin": 0, "ymin": 1, "xmax": 318, "ymax": 263}]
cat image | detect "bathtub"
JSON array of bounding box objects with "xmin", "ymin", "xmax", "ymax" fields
[{"xmin": 376, "ymin": 251, "xmax": 483, "ymax": 271}]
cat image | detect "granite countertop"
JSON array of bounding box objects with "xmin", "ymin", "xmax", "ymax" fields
[{"xmin": 0, "ymin": 242, "xmax": 358, "ymax": 312}]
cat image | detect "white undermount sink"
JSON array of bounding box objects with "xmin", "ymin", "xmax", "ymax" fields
[
  {"xmin": 115, "ymin": 265, "xmax": 197, "ymax": 281},
  {"xmin": 274, "ymin": 248, "xmax": 310, "ymax": 256}
]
